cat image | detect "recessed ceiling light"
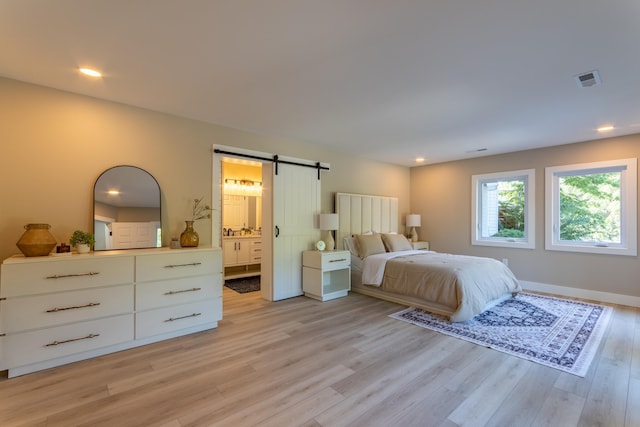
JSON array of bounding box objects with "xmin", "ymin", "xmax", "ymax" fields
[
  {"xmin": 79, "ymin": 67, "xmax": 102, "ymax": 78},
  {"xmin": 107, "ymin": 190, "xmax": 120, "ymax": 195},
  {"xmin": 415, "ymin": 157, "xmax": 425, "ymax": 163},
  {"xmin": 597, "ymin": 125, "xmax": 614, "ymax": 132}
]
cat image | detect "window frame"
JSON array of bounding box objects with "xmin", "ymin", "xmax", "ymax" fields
[
  {"xmin": 545, "ymin": 158, "xmax": 637, "ymax": 256},
  {"xmin": 471, "ymin": 168, "xmax": 535, "ymax": 249}
]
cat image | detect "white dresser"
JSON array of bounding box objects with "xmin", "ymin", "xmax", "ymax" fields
[{"xmin": 0, "ymin": 247, "xmax": 222, "ymax": 377}]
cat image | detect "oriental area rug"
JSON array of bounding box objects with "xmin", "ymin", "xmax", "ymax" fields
[{"xmin": 389, "ymin": 292, "xmax": 612, "ymax": 377}]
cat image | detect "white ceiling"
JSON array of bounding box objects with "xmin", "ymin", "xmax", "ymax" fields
[{"xmin": 2, "ymin": 0, "xmax": 639, "ymax": 167}]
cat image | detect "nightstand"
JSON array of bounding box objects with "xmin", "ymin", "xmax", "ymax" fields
[
  {"xmin": 411, "ymin": 241, "xmax": 430, "ymax": 250},
  {"xmin": 302, "ymin": 250, "xmax": 351, "ymax": 301}
]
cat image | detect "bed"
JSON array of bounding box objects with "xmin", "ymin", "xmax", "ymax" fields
[{"xmin": 336, "ymin": 193, "xmax": 521, "ymax": 322}]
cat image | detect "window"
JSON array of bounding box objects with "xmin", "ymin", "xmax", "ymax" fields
[
  {"xmin": 545, "ymin": 158, "xmax": 637, "ymax": 256},
  {"xmin": 472, "ymin": 169, "xmax": 535, "ymax": 248}
]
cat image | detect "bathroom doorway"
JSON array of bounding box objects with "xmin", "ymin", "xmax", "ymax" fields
[{"xmin": 221, "ymin": 159, "xmax": 263, "ymax": 293}]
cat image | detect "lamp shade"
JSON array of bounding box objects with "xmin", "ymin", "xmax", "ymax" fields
[
  {"xmin": 406, "ymin": 214, "xmax": 421, "ymax": 227},
  {"xmin": 319, "ymin": 213, "xmax": 339, "ymax": 231}
]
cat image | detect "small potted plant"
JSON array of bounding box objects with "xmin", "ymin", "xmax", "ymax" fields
[{"xmin": 69, "ymin": 230, "xmax": 95, "ymax": 254}]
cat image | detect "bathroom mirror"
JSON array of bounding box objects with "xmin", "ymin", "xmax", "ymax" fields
[
  {"xmin": 223, "ymin": 195, "xmax": 262, "ymax": 233},
  {"xmin": 93, "ymin": 165, "xmax": 161, "ymax": 250}
]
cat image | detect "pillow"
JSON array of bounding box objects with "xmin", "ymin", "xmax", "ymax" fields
[
  {"xmin": 381, "ymin": 233, "xmax": 413, "ymax": 252},
  {"xmin": 344, "ymin": 231, "xmax": 376, "ymax": 257},
  {"xmin": 343, "ymin": 236, "xmax": 359, "ymax": 257},
  {"xmin": 355, "ymin": 233, "xmax": 386, "ymax": 258}
]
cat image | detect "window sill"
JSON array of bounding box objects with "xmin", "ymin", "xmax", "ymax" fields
[
  {"xmin": 472, "ymin": 240, "xmax": 535, "ymax": 249},
  {"xmin": 545, "ymin": 243, "xmax": 636, "ymax": 256}
]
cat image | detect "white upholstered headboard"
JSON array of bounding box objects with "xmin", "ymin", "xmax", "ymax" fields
[{"xmin": 335, "ymin": 192, "xmax": 399, "ymax": 249}]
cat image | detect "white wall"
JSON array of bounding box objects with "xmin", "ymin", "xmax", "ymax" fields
[
  {"xmin": 410, "ymin": 135, "xmax": 640, "ymax": 300},
  {"xmin": 0, "ymin": 77, "xmax": 409, "ymax": 262},
  {"xmin": 2, "ymin": 76, "xmax": 636, "ymax": 303}
]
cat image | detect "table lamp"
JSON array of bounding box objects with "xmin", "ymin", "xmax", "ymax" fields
[
  {"xmin": 319, "ymin": 213, "xmax": 339, "ymax": 250},
  {"xmin": 406, "ymin": 214, "xmax": 421, "ymax": 242}
]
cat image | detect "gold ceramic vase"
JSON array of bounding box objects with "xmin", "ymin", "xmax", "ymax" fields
[
  {"xmin": 16, "ymin": 223, "xmax": 57, "ymax": 257},
  {"xmin": 179, "ymin": 220, "xmax": 199, "ymax": 247}
]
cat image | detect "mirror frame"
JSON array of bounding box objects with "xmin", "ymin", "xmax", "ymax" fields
[{"xmin": 93, "ymin": 165, "xmax": 162, "ymax": 251}]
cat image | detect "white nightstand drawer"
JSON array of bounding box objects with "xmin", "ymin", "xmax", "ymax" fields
[
  {"xmin": 2, "ymin": 314, "xmax": 133, "ymax": 368},
  {"xmin": 411, "ymin": 241, "xmax": 430, "ymax": 250},
  {"xmin": 2, "ymin": 284, "xmax": 133, "ymax": 333},
  {"xmin": 136, "ymin": 276, "xmax": 222, "ymax": 311},
  {"xmin": 1, "ymin": 256, "xmax": 134, "ymax": 298},
  {"xmin": 135, "ymin": 298, "xmax": 222, "ymax": 339},
  {"xmin": 302, "ymin": 250, "xmax": 350, "ymax": 271},
  {"xmin": 136, "ymin": 250, "xmax": 220, "ymax": 282}
]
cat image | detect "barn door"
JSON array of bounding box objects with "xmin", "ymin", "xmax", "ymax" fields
[
  {"xmin": 212, "ymin": 146, "xmax": 324, "ymax": 302},
  {"xmin": 270, "ymin": 163, "xmax": 321, "ymax": 300}
]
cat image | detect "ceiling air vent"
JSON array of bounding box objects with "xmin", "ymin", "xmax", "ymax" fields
[{"xmin": 575, "ymin": 70, "xmax": 601, "ymax": 88}]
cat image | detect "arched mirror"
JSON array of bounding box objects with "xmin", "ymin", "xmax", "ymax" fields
[{"xmin": 93, "ymin": 166, "xmax": 161, "ymax": 250}]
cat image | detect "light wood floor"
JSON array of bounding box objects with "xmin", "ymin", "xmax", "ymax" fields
[{"xmin": 1, "ymin": 288, "xmax": 639, "ymax": 427}]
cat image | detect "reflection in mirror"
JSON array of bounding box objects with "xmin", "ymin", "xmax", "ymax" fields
[
  {"xmin": 93, "ymin": 166, "xmax": 161, "ymax": 250},
  {"xmin": 223, "ymin": 195, "xmax": 262, "ymax": 232}
]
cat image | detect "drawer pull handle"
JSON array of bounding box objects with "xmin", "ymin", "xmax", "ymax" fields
[
  {"xmin": 329, "ymin": 259, "xmax": 347, "ymax": 263},
  {"xmin": 45, "ymin": 333, "xmax": 100, "ymax": 347},
  {"xmin": 164, "ymin": 262, "xmax": 202, "ymax": 268},
  {"xmin": 164, "ymin": 287, "xmax": 202, "ymax": 295},
  {"xmin": 46, "ymin": 272, "xmax": 100, "ymax": 279},
  {"xmin": 46, "ymin": 302, "xmax": 101, "ymax": 313},
  {"xmin": 164, "ymin": 312, "xmax": 201, "ymax": 322}
]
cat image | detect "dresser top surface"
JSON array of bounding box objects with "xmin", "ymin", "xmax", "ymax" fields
[{"xmin": 3, "ymin": 246, "xmax": 221, "ymax": 265}]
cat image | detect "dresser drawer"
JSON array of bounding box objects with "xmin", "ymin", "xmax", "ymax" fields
[
  {"xmin": 2, "ymin": 314, "xmax": 133, "ymax": 368},
  {"xmin": 1, "ymin": 256, "xmax": 134, "ymax": 298},
  {"xmin": 2, "ymin": 285, "xmax": 133, "ymax": 333},
  {"xmin": 136, "ymin": 250, "xmax": 221, "ymax": 282},
  {"xmin": 135, "ymin": 298, "xmax": 222, "ymax": 339},
  {"xmin": 136, "ymin": 276, "xmax": 222, "ymax": 311}
]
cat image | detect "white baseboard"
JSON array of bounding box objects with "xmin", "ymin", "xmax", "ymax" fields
[{"xmin": 520, "ymin": 280, "xmax": 640, "ymax": 308}]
